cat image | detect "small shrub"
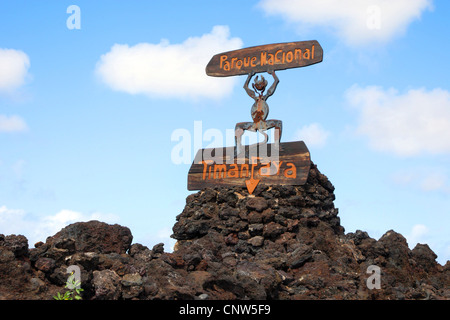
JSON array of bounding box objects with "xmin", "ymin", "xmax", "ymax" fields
[{"xmin": 53, "ymin": 272, "xmax": 84, "ymax": 300}]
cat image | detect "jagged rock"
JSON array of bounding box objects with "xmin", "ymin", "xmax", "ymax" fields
[
  {"xmin": 29, "ymin": 277, "xmax": 46, "ymax": 294},
  {"xmin": 121, "ymin": 273, "xmax": 143, "ymax": 299},
  {"xmin": 247, "ymin": 236, "xmax": 264, "ymax": 247},
  {"xmin": 0, "ymin": 161, "xmax": 448, "ymax": 300},
  {"xmin": 93, "ymin": 270, "xmax": 122, "ymax": 300},
  {"xmin": 412, "ymin": 243, "xmax": 439, "ymax": 274},
  {"xmin": 49, "ymin": 220, "xmax": 132, "ymax": 254},
  {"xmin": 35, "ymin": 257, "xmax": 56, "ymax": 273},
  {"xmin": 246, "ymin": 197, "xmax": 268, "ymax": 212},
  {"xmin": 0, "ymin": 234, "xmax": 28, "ymax": 258}
]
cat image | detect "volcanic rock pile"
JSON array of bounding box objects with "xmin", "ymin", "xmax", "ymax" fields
[{"xmin": 0, "ymin": 162, "xmax": 448, "ymax": 300}]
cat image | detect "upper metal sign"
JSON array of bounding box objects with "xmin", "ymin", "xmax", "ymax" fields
[{"xmin": 206, "ymin": 40, "xmax": 323, "ymax": 77}]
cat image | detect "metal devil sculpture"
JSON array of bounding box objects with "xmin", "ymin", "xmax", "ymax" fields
[{"xmin": 235, "ymin": 70, "xmax": 282, "ymax": 155}]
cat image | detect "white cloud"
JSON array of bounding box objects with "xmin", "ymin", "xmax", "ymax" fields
[
  {"xmin": 420, "ymin": 173, "xmax": 446, "ymax": 191},
  {"xmin": 0, "ymin": 205, "xmax": 26, "ymax": 222},
  {"xmin": 346, "ymin": 85, "xmax": 450, "ymax": 156},
  {"xmin": 258, "ymin": 0, "xmax": 433, "ymax": 46},
  {"xmin": 391, "ymin": 168, "xmax": 450, "ymax": 194},
  {"xmin": 0, "ymin": 115, "xmax": 28, "ymax": 133},
  {"xmin": 404, "ymin": 224, "xmax": 449, "ymax": 264},
  {"xmin": 41, "ymin": 209, "xmax": 85, "ymax": 233},
  {"xmin": 0, "ymin": 205, "xmax": 29, "ymax": 237},
  {"xmin": 0, "ymin": 48, "xmax": 31, "ymax": 93},
  {"xmin": 156, "ymin": 227, "xmax": 176, "ymax": 252},
  {"xmin": 293, "ymin": 123, "xmax": 330, "ymax": 147},
  {"xmin": 95, "ymin": 25, "xmax": 243, "ymax": 100},
  {"xmin": 406, "ymin": 224, "xmax": 429, "ymax": 248},
  {"xmin": 0, "ymin": 206, "xmax": 119, "ymax": 245}
]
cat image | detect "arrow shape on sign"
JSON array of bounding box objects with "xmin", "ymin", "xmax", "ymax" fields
[
  {"xmin": 245, "ymin": 156, "xmax": 260, "ymax": 194},
  {"xmin": 245, "ymin": 177, "xmax": 260, "ymax": 195}
]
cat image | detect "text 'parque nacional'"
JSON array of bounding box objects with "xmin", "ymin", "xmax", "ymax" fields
[
  {"xmin": 206, "ymin": 40, "xmax": 323, "ymax": 77},
  {"xmin": 219, "ymin": 46, "xmax": 315, "ymax": 71}
]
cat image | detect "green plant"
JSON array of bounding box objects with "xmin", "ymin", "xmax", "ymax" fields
[{"xmin": 53, "ymin": 273, "xmax": 84, "ymax": 300}]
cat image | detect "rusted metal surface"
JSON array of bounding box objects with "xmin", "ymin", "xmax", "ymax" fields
[{"xmin": 235, "ymin": 70, "xmax": 282, "ymax": 155}]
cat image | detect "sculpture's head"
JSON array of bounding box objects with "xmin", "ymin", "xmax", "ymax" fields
[{"xmin": 252, "ymin": 75, "xmax": 268, "ymax": 93}]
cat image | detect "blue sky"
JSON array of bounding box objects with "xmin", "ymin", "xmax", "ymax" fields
[{"xmin": 0, "ymin": 1, "xmax": 449, "ymax": 264}]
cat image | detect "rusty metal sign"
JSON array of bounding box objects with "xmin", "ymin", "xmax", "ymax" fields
[
  {"xmin": 188, "ymin": 40, "xmax": 323, "ymax": 194},
  {"xmin": 206, "ymin": 40, "xmax": 323, "ymax": 77}
]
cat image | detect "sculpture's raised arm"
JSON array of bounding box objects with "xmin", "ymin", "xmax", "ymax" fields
[
  {"xmin": 264, "ymin": 70, "xmax": 279, "ymax": 100},
  {"xmin": 244, "ymin": 71, "xmax": 256, "ymax": 100}
]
